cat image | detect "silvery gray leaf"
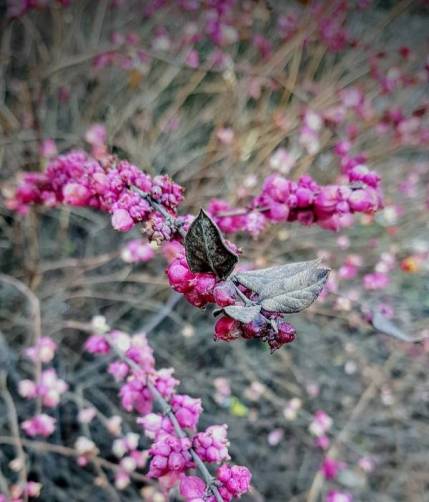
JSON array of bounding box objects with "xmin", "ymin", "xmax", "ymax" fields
[
  {"xmin": 261, "ymin": 270, "xmax": 329, "ymax": 313},
  {"xmin": 235, "ymin": 259, "xmax": 321, "ymax": 295},
  {"xmin": 224, "ymin": 304, "xmax": 261, "ymax": 323},
  {"xmin": 258, "ymin": 263, "xmax": 326, "ymax": 300},
  {"xmin": 371, "ymin": 311, "xmax": 407, "ymax": 340},
  {"xmin": 237, "ymin": 260, "xmax": 329, "ymax": 314},
  {"xmin": 371, "ymin": 311, "xmax": 428, "ymax": 342},
  {"xmin": 185, "ymin": 209, "xmax": 238, "ymax": 280}
]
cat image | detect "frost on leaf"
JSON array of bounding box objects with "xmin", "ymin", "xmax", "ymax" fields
[
  {"xmin": 185, "ymin": 209, "xmax": 238, "ymax": 279},
  {"xmin": 235, "ymin": 259, "xmax": 330, "ymax": 314},
  {"xmin": 224, "ymin": 305, "xmax": 261, "ymax": 323}
]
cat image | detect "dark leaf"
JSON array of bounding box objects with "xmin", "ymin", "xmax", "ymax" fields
[
  {"xmin": 224, "ymin": 304, "xmax": 261, "ymax": 323},
  {"xmin": 236, "ymin": 260, "xmax": 330, "ymax": 314},
  {"xmin": 185, "ymin": 209, "xmax": 238, "ymax": 279}
]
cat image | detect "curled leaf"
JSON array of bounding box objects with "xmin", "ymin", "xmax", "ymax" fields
[
  {"xmin": 224, "ymin": 304, "xmax": 261, "ymax": 323},
  {"xmin": 185, "ymin": 209, "xmax": 238, "ymax": 279},
  {"xmin": 236, "ymin": 259, "xmax": 330, "ymax": 314}
]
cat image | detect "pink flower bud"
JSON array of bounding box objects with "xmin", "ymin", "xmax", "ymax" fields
[
  {"xmin": 63, "ymin": 182, "xmax": 91, "ymax": 206},
  {"xmin": 214, "ymin": 316, "xmax": 240, "ymax": 342},
  {"xmin": 22, "ymin": 414, "xmax": 56, "ymax": 437},
  {"xmin": 112, "ymin": 209, "xmax": 135, "ymax": 232},
  {"xmin": 179, "ymin": 475, "xmax": 206, "ymax": 501},
  {"xmin": 167, "ymin": 259, "xmax": 194, "ymax": 293},
  {"xmin": 213, "ymin": 281, "xmax": 236, "ymax": 307}
]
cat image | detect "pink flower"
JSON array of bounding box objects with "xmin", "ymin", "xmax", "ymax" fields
[
  {"xmin": 24, "ymin": 337, "xmax": 57, "ymax": 364},
  {"xmin": 126, "ymin": 333, "xmax": 155, "ymax": 371},
  {"xmin": 321, "ymin": 457, "xmax": 343, "ymax": 480},
  {"xmin": 119, "ymin": 377, "xmax": 153, "ymax": 415},
  {"xmin": 137, "ymin": 413, "xmax": 172, "ymax": 439},
  {"xmin": 214, "ymin": 464, "xmax": 252, "ymax": 501},
  {"xmin": 179, "ymin": 475, "xmax": 206, "ymax": 502},
  {"xmin": 363, "ymin": 272, "xmax": 390, "ymax": 290},
  {"xmin": 269, "ymin": 148, "xmax": 296, "ymax": 174},
  {"xmin": 193, "ymin": 425, "xmax": 230, "ymax": 463},
  {"xmin": 171, "ymin": 394, "xmax": 202, "ymax": 430},
  {"xmin": 22, "ymin": 414, "xmax": 56, "ymax": 437},
  {"xmin": 18, "ymin": 379, "xmax": 37, "ymax": 399},
  {"xmin": 8, "ymin": 150, "xmax": 183, "ymax": 241},
  {"xmin": 85, "ymin": 123, "xmax": 107, "ymax": 147},
  {"xmin": 121, "ymin": 239, "xmax": 155, "ymax": 263},
  {"xmin": 108, "ymin": 361, "xmax": 129, "ymax": 381},
  {"xmin": 148, "ymin": 434, "xmax": 193, "ymax": 478},
  {"xmin": 185, "ymin": 49, "xmax": 199, "ymax": 68},
  {"xmin": 309, "ymin": 410, "xmax": 333, "ymax": 437},
  {"xmin": 326, "ymin": 490, "xmax": 353, "ymax": 502},
  {"xmin": 63, "ymin": 182, "xmax": 91, "ymax": 206},
  {"xmin": 112, "ymin": 209, "xmax": 135, "ymax": 232},
  {"xmin": 267, "ymin": 428, "xmax": 284, "ymax": 446},
  {"xmin": 85, "ymin": 334, "xmax": 110, "ymax": 354},
  {"xmin": 39, "ymin": 138, "xmax": 57, "ymax": 159},
  {"xmin": 35, "ymin": 368, "xmax": 68, "ymax": 407},
  {"xmin": 214, "ymin": 316, "xmax": 240, "ymax": 342},
  {"xmin": 338, "ymin": 263, "xmax": 358, "ymax": 280},
  {"xmin": 216, "ymin": 127, "xmax": 235, "ymax": 145},
  {"xmin": 153, "ymin": 368, "xmax": 179, "ymax": 399},
  {"xmin": 315, "ymin": 434, "xmax": 330, "ymax": 450}
]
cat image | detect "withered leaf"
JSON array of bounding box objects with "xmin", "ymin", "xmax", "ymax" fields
[
  {"xmin": 185, "ymin": 209, "xmax": 238, "ymax": 279},
  {"xmin": 224, "ymin": 304, "xmax": 261, "ymax": 323},
  {"xmin": 236, "ymin": 259, "xmax": 330, "ymax": 314}
]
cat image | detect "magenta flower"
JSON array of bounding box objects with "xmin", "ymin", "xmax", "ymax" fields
[
  {"xmin": 22, "ymin": 414, "xmax": 56, "ymax": 437},
  {"xmin": 326, "ymin": 490, "xmax": 353, "ymax": 502},
  {"xmin": 193, "ymin": 424, "xmax": 230, "ymax": 463}
]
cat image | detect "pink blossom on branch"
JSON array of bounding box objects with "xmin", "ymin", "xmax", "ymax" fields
[
  {"xmin": 209, "ymin": 172, "xmax": 382, "ymax": 237},
  {"xmin": 21, "ymin": 414, "xmax": 56, "ymax": 437},
  {"xmin": 86, "ymin": 327, "xmax": 251, "ymax": 501},
  {"xmin": 7, "ymin": 151, "xmax": 184, "ymax": 240}
]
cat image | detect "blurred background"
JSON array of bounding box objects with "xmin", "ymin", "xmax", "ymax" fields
[{"xmin": 0, "ymin": 1, "xmax": 428, "ymax": 501}]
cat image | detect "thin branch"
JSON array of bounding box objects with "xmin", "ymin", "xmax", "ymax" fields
[
  {"xmin": 0, "ymin": 372, "xmax": 29, "ymax": 502},
  {"xmin": 105, "ymin": 335, "xmax": 224, "ymax": 502},
  {"xmin": 0, "ymin": 436, "xmax": 153, "ymax": 486}
]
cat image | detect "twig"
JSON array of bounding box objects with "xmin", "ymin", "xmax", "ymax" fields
[
  {"xmin": 0, "ymin": 372, "xmax": 29, "ymax": 502},
  {"xmin": 0, "ymin": 275, "xmax": 42, "ymax": 413},
  {"xmin": 0, "ymin": 436, "xmax": 153, "ymax": 486}
]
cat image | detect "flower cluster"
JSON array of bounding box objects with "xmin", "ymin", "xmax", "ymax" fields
[
  {"xmin": 215, "ymin": 315, "xmax": 296, "ymax": 354},
  {"xmin": 0, "ymin": 481, "xmax": 42, "ymax": 502},
  {"xmin": 86, "ymin": 0, "xmax": 374, "ymax": 79},
  {"xmin": 19, "ymin": 368, "xmax": 68, "ymax": 408},
  {"xmin": 309, "ymin": 410, "xmax": 333, "ymax": 450},
  {"xmin": 19, "ymin": 337, "xmax": 64, "ymax": 438},
  {"xmin": 180, "ymin": 465, "xmax": 252, "ymax": 502},
  {"xmin": 21, "ymin": 413, "xmax": 56, "ymax": 438},
  {"xmin": 7, "ymin": 150, "xmax": 184, "ymax": 240},
  {"xmin": 121, "ymin": 239, "xmax": 155, "ymax": 263},
  {"xmin": 110, "ymin": 433, "xmax": 148, "ymax": 489},
  {"xmin": 209, "ymin": 170, "xmax": 382, "ymax": 236},
  {"xmin": 166, "ymin": 244, "xmax": 298, "ymax": 352},
  {"xmin": 86, "ymin": 326, "xmax": 251, "ymax": 501}
]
